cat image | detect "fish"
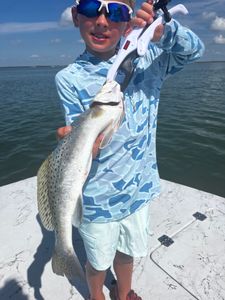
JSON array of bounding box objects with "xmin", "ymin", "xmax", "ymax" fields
[{"xmin": 37, "ymin": 80, "xmax": 124, "ymax": 280}]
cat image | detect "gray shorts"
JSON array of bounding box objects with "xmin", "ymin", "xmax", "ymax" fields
[{"xmin": 78, "ymin": 203, "xmax": 151, "ymax": 271}]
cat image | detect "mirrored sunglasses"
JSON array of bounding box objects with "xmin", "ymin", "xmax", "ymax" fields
[{"xmin": 76, "ymin": 0, "xmax": 133, "ymax": 22}]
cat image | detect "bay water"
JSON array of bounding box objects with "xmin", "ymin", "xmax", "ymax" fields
[{"xmin": 0, "ymin": 62, "xmax": 224, "ymax": 197}]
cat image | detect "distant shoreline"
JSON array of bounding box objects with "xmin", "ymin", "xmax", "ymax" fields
[
  {"xmin": 0, "ymin": 60, "xmax": 225, "ymax": 69},
  {"xmin": 0, "ymin": 65, "xmax": 65, "ymax": 69}
]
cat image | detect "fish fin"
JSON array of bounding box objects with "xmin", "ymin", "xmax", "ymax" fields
[
  {"xmin": 37, "ymin": 154, "xmax": 55, "ymax": 231},
  {"xmin": 99, "ymin": 123, "xmax": 115, "ymax": 149},
  {"xmin": 72, "ymin": 195, "xmax": 83, "ymax": 228},
  {"xmin": 52, "ymin": 247, "xmax": 85, "ymax": 281}
]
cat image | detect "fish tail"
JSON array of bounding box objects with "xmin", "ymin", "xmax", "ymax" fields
[{"xmin": 52, "ymin": 247, "xmax": 85, "ymax": 281}]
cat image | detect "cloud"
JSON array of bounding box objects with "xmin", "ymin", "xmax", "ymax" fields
[
  {"xmin": 211, "ymin": 17, "xmax": 225, "ymax": 31},
  {"xmin": 202, "ymin": 11, "xmax": 217, "ymax": 20},
  {"xmin": 10, "ymin": 39, "xmax": 22, "ymax": 45},
  {"xmin": 0, "ymin": 22, "xmax": 59, "ymax": 34},
  {"xmin": 59, "ymin": 7, "xmax": 73, "ymax": 27},
  {"xmin": 50, "ymin": 38, "xmax": 61, "ymax": 44},
  {"xmin": 0, "ymin": 7, "xmax": 73, "ymax": 34},
  {"xmin": 214, "ymin": 34, "xmax": 225, "ymax": 44},
  {"xmin": 30, "ymin": 54, "xmax": 40, "ymax": 58}
]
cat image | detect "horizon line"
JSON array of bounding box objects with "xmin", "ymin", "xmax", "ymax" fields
[{"xmin": 1, "ymin": 60, "xmax": 225, "ymax": 69}]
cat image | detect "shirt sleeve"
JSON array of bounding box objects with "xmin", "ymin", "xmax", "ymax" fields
[
  {"xmin": 55, "ymin": 70, "xmax": 85, "ymax": 125},
  {"xmin": 156, "ymin": 19, "xmax": 205, "ymax": 76}
]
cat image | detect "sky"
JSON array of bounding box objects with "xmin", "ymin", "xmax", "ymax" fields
[{"xmin": 0, "ymin": 0, "xmax": 225, "ymax": 67}]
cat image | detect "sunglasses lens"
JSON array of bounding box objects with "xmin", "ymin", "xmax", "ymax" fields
[
  {"xmin": 77, "ymin": 0, "xmax": 100, "ymax": 18},
  {"xmin": 108, "ymin": 3, "xmax": 131, "ymax": 22},
  {"xmin": 77, "ymin": 0, "xmax": 131, "ymax": 22}
]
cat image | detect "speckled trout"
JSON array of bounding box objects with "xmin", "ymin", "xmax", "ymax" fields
[{"xmin": 37, "ymin": 81, "xmax": 124, "ymax": 280}]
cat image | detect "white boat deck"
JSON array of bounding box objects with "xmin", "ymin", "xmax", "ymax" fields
[{"xmin": 0, "ymin": 177, "xmax": 225, "ymax": 300}]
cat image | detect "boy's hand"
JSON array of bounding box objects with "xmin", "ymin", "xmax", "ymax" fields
[
  {"xmin": 56, "ymin": 126, "xmax": 103, "ymax": 159},
  {"xmin": 57, "ymin": 126, "xmax": 72, "ymax": 140},
  {"xmin": 132, "ymin": 0, "xmax": 155, "ymax": 27},
  {"xmin": 131, "ymin": 0, "xmax": 164, "ymax": 42}
]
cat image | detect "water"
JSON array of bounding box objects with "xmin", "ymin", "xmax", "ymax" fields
[
  {"xmin": 158, "ymin": 62, "xmax": 225, "ymax": 197},
  {"xmin": 0, "ymin": 62, "xmax": 224, "ymax": 198},
  {"xmin": 0, "ymin": 66, "xmax": 64, "ymax": 185}
]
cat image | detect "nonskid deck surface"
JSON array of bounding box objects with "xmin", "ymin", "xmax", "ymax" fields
[{"xmin": 0, "ymin": 177, "xmax": 225, "ymax": 299}]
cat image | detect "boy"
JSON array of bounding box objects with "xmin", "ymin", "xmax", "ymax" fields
[{"xmin": 55, "ymin": 1, "xmax": 204, "ymax": 299}]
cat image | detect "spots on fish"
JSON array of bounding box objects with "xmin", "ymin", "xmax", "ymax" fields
[{"xmin": 37, "ymin": 155, "xmax": 55, "ymax": 230}]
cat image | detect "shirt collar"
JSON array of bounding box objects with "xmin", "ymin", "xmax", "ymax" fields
[
  {"xmin": 75, "ymin": 50, "xmax": 117, "ymax": 76},
  {"xmin": 81, "ymin": 49, "xmax": 117, "ymax": 64}
]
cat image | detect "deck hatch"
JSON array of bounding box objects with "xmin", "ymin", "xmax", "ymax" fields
[
  {"xmin": 193, "ymin": 211, "xmax": 207, "ymax": 221},
  {"xmin": 158, "ymin": 235, "xmax": 174, "ymax": 247}
]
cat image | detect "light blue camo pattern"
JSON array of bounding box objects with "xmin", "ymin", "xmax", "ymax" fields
[{"xmin": 55, "ymin": 20, "xmax": 204, "ymax": 223}]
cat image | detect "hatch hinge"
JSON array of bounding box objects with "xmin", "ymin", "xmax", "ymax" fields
[
  {"xmin": 193, "ymin": 212, "xmax": 207, "ymax": 221},
  {"xmin": 158, "ymin": 234, "xmax": 174, "ymax": 247}
]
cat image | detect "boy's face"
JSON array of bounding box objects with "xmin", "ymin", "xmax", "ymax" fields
[{"xmin": 72, "ymin": 1, "xmax": 132, "ymax": 60}]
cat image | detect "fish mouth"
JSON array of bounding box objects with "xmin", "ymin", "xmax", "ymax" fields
[{"xmin": 90, "ymin": 101, "xmax": 120, "ymax": 108}]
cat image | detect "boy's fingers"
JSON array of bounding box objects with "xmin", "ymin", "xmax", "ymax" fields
[
  {"xmin": 56, "ymin": 127, "xmax": 103, "ymax": 158},
  {"xmin": 132, "ymin": 2, "xmax": 155, "ymax": 27},
  {"xmin": 140, "ymin": 2, "xmax": 154, "ymax": 15},
  {"xmin": 130, "ymin": 17, "xmax": 146, "ymax": 28},
  {"xmin": 137, "ymin": 11, "xmax": 154, "ymax": 25},
  {"xmin": 57, "ymin": 126, "xmax": 72, "ymax": 140},
  {"xmin": 152, "ymin": 24, "xmax": 164, "ymax": 42}
]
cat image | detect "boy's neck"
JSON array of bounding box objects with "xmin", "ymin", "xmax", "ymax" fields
[{"xmin": 86, "ymin": 46, "xmax": 118, "ymax": 61}]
